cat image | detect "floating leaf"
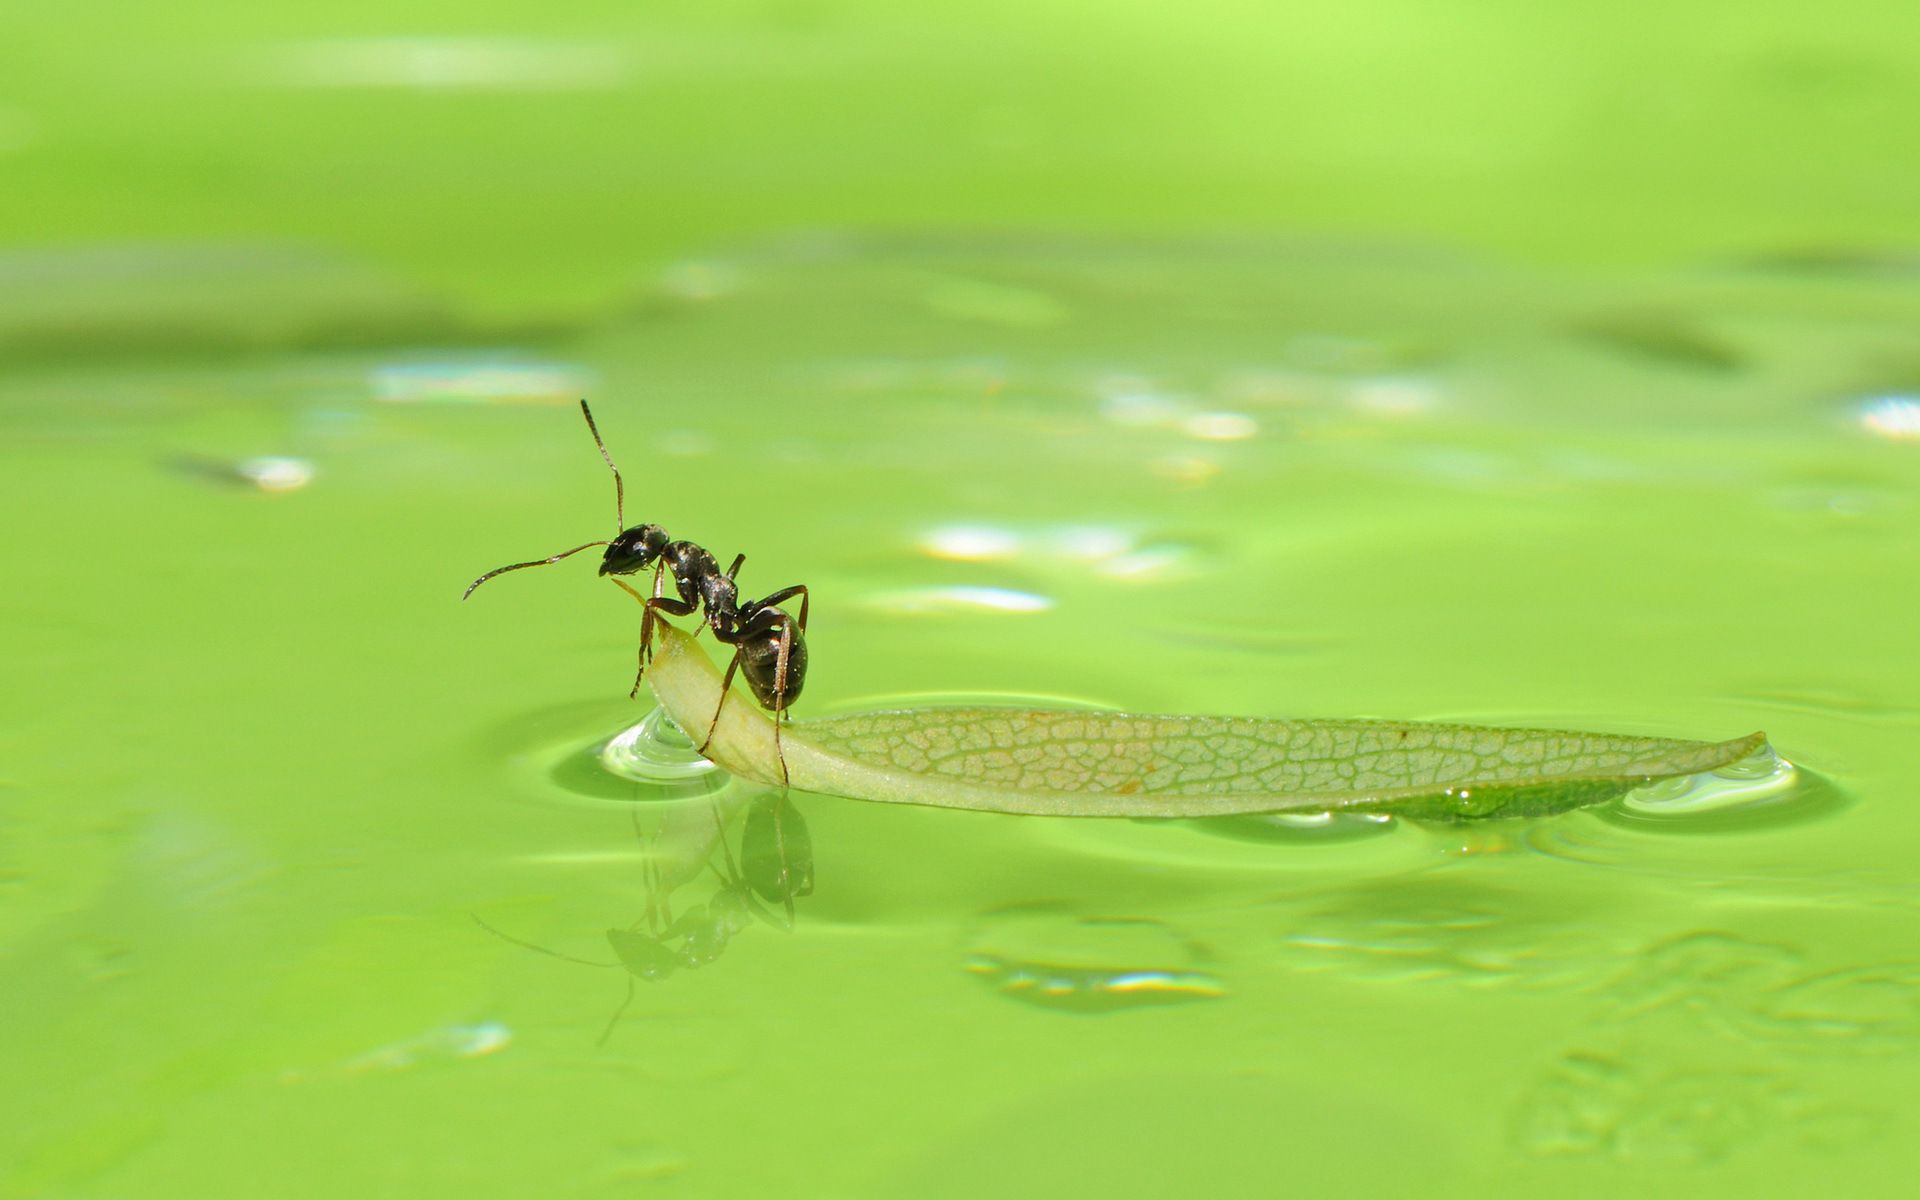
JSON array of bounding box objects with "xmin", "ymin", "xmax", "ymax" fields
[{"xmin": 643, "ymin": 626, "xmax": 1769, "ymax": 820}]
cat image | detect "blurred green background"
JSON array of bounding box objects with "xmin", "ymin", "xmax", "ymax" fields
[
  {"xmin": 6, "ymin": 0, "xmax": 1915, "ymax": 325},
  {"xmin": 6, "ymin": 4, "xmax": 1920, "ymax": 1198}
]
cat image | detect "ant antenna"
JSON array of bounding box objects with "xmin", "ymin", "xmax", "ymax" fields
[
  {"xmin": 462, "ymin": 540, "xmax": 610, "ymax": 600},
  {"xmin": 469, "ymin": 913, "xmax": 633, "ymax": 1046},
  {"xmin": 578, "ymin": 399, "xmax": 625, "ymax": 535}
]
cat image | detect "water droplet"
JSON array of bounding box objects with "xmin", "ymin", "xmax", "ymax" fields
[
  {"xmin": 1520, "ymin": 757, "xmax": 1848, "ymax": 856},
  {"xmin": 1347, "ymin": 376, "xmax": 1440, "ymax": 417},
  {"xmin": 488, "ymin": 700, "xmax": 732, "ymax": 806},
  {"xmin": 370, "ymin": 356, "xmax": 593, "ymax": 405},
  {"xmin": 1194, "ymin": 810, "xmax": 1396, "ymax": 845},
  {"xmin": 1618, "ymin": 747, "xmax": 1797, "ymax": 816},
  {"xmin": 919, "ymin": 524, "xmax": 1021, "ymax": 562},
  {"xmin": 963, "ymin": 906, "xmax": 1225, "ymax": 1013},
  {"xmin": 235, "ymin": 455, "xmax": 316, "ymax": 492},
  {"xmin": 289, "ymin": 1021, "xmax": 514, "ymax": 1081},
  {"xmin": 1091, "ymin": 542, "xmax": 1196, "ymax": 583},
  {"xmin": 1854, "ymin": 393, "xmax": 1920, "ymax": 441},
  {"xmin": 1181, "ymin": 411, "xmax": 1258, "ymax": 441},
  {"xmin": 169, "ymin": 453, "xmax": 317, "ymax": 492},
  {"xmin": 863, "ymin": 585, "xmax": 1053, "ymax": 616},
  {"xmin": 1583, "ymin": 750, "xmax": 1851, "ymax": 835},
  {"xmin": 600, "ymin": 707, "xmax": 722, "ymax": 787}
]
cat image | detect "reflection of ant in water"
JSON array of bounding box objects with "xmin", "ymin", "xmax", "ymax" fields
[
  {"xmin": 463, "ymin": 400, "xmax": 810, "ymax": 784},
  {"xmin": 474, "ymin": 792, "xmax": 814, "ymax": 1045}
]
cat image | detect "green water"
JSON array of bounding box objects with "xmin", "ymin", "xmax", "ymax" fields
[
  {"xmin": 4, "ymin": 236, "xmax": 1917, "ymax": 1196},
  {"xmin": 7, "ymin": 1, "xmax": 1920, "ymax": 1194}
]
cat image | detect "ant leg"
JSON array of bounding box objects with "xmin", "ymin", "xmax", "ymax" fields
[
  {"xmin": 706, "ymin": 797, "xmax": 744, "ymax": 888},
  {"xmin": 595, "ymin": 976, "xmax": 636, "ymax": 1047},
  {"xmin": 611, "ymin": 567, "xmax": 667, "ymax": 694},
  {"xmin": 640, "ymin": 576, "xmax": 698, "ymax": 687},
  {"xmin": 612, "ymin": 578, "xmax": 698, "ymax": 698},
  {"xmin": 470, "ymin": 914, "xmax": 620, "ymax": 968},
  {"xmin": 631, "ymin": 805, "xmax": 675, "ymax": 936},
  {"xmin": 644, "ymin": 597, "xmax": 697, "ymax": 622},
  {"xmin": 772, "ymin": 622, "xmax": 795, "ymax": 790},
  {"xmin": 642, "ymin": 563, "xmax": 666, "ymax": 672},
  {"xmin": 698, "ymin": 648, "xmax": 741, "ymax": 752},
  {"xmin": 768, "ymin": 776, "xmax": 799, "ymax": 926},
  {"xmin": 775, "ymin": 710, "xmax": 790, "ymax": 791},
  {"xmin": 754, "ymin": 584, "xmax": 810, "ymax": 634}
]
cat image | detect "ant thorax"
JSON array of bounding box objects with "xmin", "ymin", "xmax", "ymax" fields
[
  {"xmin": 652, "ymin": 542, "xmax": 729, "ymax": 612},
  {"xmin": 696, "ymin": 566, "xmax": 739, "ymax": 615}
]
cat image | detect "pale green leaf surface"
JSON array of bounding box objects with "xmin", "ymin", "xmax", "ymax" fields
[{"xmin": 645, "ymin": 626, "xmax": 1769, "ymax": 819}]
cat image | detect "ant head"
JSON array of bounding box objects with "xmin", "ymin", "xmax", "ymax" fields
[
  {"xmin": 599, "ymin": 524, "xmax": 668, "ymax": 577},
  {"xmin": 605, "ymin": 929, "xmax": 679, "ymax": 981}
]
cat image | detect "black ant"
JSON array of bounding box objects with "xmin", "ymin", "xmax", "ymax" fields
[
  {"xmin": 463, "ymin": 401, "xmax": 810, "ymax": 784},
  {"xmin": 473, "ymin": 794, "xmax": 812, "ymax": 1045}
]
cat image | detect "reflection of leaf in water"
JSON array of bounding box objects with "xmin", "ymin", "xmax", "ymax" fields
[
  {"xmin": 1612, "ymin": 1068, "xmax": 1783, "ymax": 1165},
  {"xmin": 1601, "ymin": 933, "xmax": 1920, "ymax": 1056},
  {"xmin": 1760, "ymin": 963, "xmax": 1920, "ymax": 1052},
  {"xmin": 1274, "ymin": 878, "xmax": 1624, "ymax": 990},
  {"xmin": 1511, "ymin": 1052, "xmax": 1634, "ymax": 1156},
  {"xmin": 1511, "ymin": 930, "xmax": 1915, "ymax": 1168},
  {"xmin": 962, "ymin": 905, "xmax": 1226, "ymax": 1014},
  {"xmin": 1512, "ymin": 1051, "xmax": 1793, "ymax": 1165},
  {"xmin": 646, "ymin": 625, "xmax": 1767, "ymax": 818},
  {"xmin": 1602, "ymin": 932, "xmax": 1803, "ymax": 1024}
]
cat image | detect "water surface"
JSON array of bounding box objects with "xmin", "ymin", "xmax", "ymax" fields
[{"xmin": 2, "ymin": 236, "xmax": 1917, "ymax": 1196}]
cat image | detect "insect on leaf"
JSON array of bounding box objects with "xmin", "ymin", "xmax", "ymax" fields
[{"xmin": 644, "ymin": 626, "xmax": 1770, "ymax": 820}]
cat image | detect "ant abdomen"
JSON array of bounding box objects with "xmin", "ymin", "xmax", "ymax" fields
[{"xmin": 739, "ymin": 622, "xmax": 808, "ymax": 711}]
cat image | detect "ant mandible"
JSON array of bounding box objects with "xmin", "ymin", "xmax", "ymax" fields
[{"xmin": 463, "ymin": 400, "xmax": 810, "ymax": 784}]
